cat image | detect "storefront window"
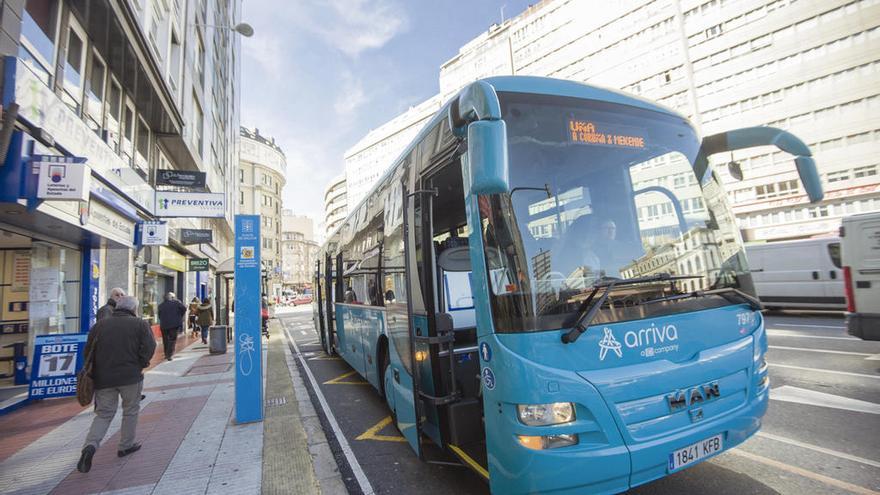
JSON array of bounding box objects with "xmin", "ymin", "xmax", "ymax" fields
[
  {"xmin": 28, "ymin": 241, "xmax": 81, "ymax": 337},
  {"xmin": 0, "ymin": 233, "xmax": 32, "ymax": 389},
  {"xmin": 140, "ymin": 271, "xmax": 174, "ymax": 325}
]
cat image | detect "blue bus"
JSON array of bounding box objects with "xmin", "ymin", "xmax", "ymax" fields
[{"xmin": 313, "ymin": 76, "xmax": 823, "ymax": 494}]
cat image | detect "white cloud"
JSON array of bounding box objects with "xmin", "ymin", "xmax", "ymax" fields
[
  {"xmin": 297, "ymin": 0, "xmax": 409, "ymax": 57},
  {"xmin": 333, "ymin": 73, "xmax": 367, "ymax": 115},
  {"xmin": 242, "ymin": 35, "xmax": 285, "ymax": 80}
]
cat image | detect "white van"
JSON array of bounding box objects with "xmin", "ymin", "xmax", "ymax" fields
[
  {"xmin": 841, "ymin": 212, "xmax": 880, "ymax": 340},
  {"xmin": 745, "ymin": 237, "xmax": 845, "ymax": 310}
]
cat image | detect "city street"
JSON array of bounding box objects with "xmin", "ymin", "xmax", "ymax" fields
[{"xmin": 279, "ymin": 307, "xmax": 880, "ymax": 495}]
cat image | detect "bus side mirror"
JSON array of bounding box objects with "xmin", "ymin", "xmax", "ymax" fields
[
  {"xmin": 694, "ymin": 126, "xmax": 823, "ymax": 203},
  {"xmin": 727, "ymin": 161, "xmax": 743, "ymax": 181},
  {"xmin": 468, "ymin": 120, "xmax": 509, "ymax": 195}
]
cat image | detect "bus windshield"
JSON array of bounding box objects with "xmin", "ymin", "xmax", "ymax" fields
[{"xmin": 480, "ymin": 92, "xmax": 755, "ymax": 333}]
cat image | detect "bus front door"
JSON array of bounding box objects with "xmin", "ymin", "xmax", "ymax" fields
[{"xmin": 379, "ymin": 173, "xmax": 422, "ymax": 457}]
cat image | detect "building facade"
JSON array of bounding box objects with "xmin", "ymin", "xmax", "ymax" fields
[
  {"xmin": 324, "ymin": 174, "xmax": 347, "ymax": 235},
  {"xmin": 239, "ymin": 126, "xmax": 286, "ymax": 299},
  {"xmin": 280, "ymin": 211, "xmax": 319, "ymax": 292},
  {"xmin": 343, "ymin": 0, "xmax": 880, "ymax": 243},
  {"xmin": 0, "ymin": 0, "xmax": 242, "ymax": 399},
  {"xmin": 343, "ymin": 95, "xmax": 443, "ymax": 208}
]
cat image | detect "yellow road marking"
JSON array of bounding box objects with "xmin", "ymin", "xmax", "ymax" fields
[
  {"xmin": 323, "ymin": 370, "xmax": 369, "ymax": 385},
  {"xmin": 449, "ymin": 444, "xmax": 489, "ymax": 480},
  {"xmin": 355, "ymin": 416, "xmax": 407, "ymax": 443},
  {"xmin": 730, "ymin": 449, "xmax": 879, "ymax": 495}
]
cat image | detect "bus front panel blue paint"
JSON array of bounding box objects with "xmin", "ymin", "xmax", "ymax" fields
[{"xmin": 480, "ymin": 307, "xmax": 768, "ymax": 494}]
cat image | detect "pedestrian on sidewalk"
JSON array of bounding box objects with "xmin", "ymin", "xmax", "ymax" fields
[
  {"xmin": 95, "ymin": 287, "xmax": 126, "ymax": 322},
  {"xmin": 157, "ymin": 292, "xmax": 187, "ymax": 361},
  {"xmin": 188, "ymin": 297, "xmax": 200, "ymax": 337},
  {"xmin": 77, "ymin": 296, "xmax": 156, "ymax": 473},
  {"xmin": 197, "ymin": 297, "xmax": 214, "ymax": 345}
]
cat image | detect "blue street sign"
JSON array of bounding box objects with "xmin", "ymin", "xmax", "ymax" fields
[
  {"xmin": 28, "ymin": 333, "xmax": 88, "ymax": 399},
  {"xmin": 234, "ymin": 215, "xmax": 263, "ymax": 423}
]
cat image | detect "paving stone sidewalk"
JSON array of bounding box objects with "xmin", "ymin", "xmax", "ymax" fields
[{"xmin": 0, "ymin": 321, "xmax": 339, "ymax": 495}]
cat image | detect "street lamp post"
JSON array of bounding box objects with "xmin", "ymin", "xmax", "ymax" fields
[{"xmin": 193, "ymin": 22, "xmax": 255, "ymax": 37}]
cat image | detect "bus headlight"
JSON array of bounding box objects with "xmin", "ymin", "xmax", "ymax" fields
[
  {"xmin": 517, "ymin": 433, "xmax": 579, "ymax": 450},
  {"xmin": 517, "ymin": 402, "xmax": 575, "ymax": 426}
]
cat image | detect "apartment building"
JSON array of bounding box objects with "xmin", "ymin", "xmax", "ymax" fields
[
  {"xmin": 239, "ymin": 126, "xmax": 286, "ymax": 299},
  {"xmin": 343, "ymin": 0, "xmax": 880, "ymax": 243}
]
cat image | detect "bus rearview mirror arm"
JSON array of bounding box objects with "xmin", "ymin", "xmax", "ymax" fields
[{"xmin": 693, "ymin": 126, "xmax": 823, "ymax": 203}]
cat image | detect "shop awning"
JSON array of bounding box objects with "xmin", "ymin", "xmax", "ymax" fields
[{"xmin": 217, "ymin": 257, "xmax": 234, "ymax": 275}]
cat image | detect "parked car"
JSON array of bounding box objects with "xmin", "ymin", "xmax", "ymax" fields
[
  {"xmin": 292, "ymin": 294, "xmax": 313, "ymax": 306},
  {"xmin": 745, "ymin": 237, "xmax": 845, "ymax": 310},
  {"xmin": 841, "ymin": 212, "xmax": 880, "ymax": 340}
]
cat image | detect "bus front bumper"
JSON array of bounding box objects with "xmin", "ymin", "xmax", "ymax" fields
[{"xmin": 492, "ymin": 387, "xmax": 768, "ymax": 494}]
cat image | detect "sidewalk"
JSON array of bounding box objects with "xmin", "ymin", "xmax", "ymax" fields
[{"xmin": 0, "ymin": 321, "xmax": 339, "ymax": 495}]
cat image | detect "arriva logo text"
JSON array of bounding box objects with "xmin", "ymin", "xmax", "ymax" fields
[
  {"xmin": 598, "ymin": 323, "xmax": 680, "ymax": 360},
  {"xmin": 624, "ymin": 323, "xmax": 678, "ymax": 348}
]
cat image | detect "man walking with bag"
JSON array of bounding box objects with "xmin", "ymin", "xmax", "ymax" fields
[
  {"xmin": 157, "ymin": 292, "xmax": 186, "ymax": 361},
  {"xmin": 77, "ymin": 296, "xmax": 156, "ymax": 473}
]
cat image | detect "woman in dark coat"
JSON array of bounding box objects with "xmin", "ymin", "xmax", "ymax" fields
[
  {"xmin": 188, "ymin": 297, "xmax": 200, "ymax": 337},
  {"xmin": 196, "ymin": 298, "xmax": 214, "ymax": 344}
]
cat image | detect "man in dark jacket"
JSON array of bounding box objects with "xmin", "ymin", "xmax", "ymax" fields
[
  {"xmin": 77, "ymin": 296, "xmax": 156, "ymax": 473},
  {"xmin": 95, "ymin": 287, "xmax": 126, "ymax": 321},
  {"xmin": 157, "ymin": 292, "xmax": 186, "ymax": 361}
]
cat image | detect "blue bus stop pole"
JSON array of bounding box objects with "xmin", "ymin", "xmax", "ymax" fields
[{"xmin": 234, "ymin": 214, "xmax": 263, "ymax": 423}]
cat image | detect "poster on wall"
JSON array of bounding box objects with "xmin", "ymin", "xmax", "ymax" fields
[
  {"xmin": 11, "ymin": 252, "xmax": 30, "ymax": 291},
  {"xmin": 28, "ymin": 333, "xmax": 89, "ymax": 399},
  {"xmin": 28, "ymin": 268, "xmax": 60, "ymax": 320}
]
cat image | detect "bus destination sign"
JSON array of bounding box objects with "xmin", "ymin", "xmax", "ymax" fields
[{"xmin": 568, "ymin": 120, "xmax": 645, "ymax": 149}]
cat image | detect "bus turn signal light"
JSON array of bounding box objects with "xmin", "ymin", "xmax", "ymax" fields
[{"xmin": 517, "ymin": 434, "xmax": 578, "ymax": 450}]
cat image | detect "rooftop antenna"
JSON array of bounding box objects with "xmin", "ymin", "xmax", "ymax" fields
[{"xmin": 500, "ymin": 4, "xmax": 506, "ymax": 23}]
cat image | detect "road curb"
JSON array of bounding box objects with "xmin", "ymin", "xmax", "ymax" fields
[{"xmin": 279, "ymin": 319, "xmax": 351, "ymax": 495}]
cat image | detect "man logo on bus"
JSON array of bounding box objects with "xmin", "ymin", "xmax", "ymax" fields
[{"xmin": 598, "ymin": 327, "xmax": 623, "ymax": 361}]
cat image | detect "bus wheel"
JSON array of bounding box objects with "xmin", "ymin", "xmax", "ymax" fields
[
  {"xmin": 378, "ymin": 342, "xmax": 390, "ymax": 398},
  {"xmin": 378, "ymin": 342, "xmax": 398, "ymax": 422}
]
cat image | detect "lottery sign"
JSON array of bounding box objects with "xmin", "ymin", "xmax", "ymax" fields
[{"xmin": 28, "ymin": 333, "xmax": 88, "ymax": 399}]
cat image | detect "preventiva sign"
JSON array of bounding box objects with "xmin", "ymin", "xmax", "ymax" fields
[
  {"xmin": 28, "ymin": 333, "xmax": 89, "ymax": 399},
  {"xmin": 155, "ymin": 192, "xmax": 226, "ymax": 218}
]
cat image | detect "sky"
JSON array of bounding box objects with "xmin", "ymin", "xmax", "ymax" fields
[{"xmin": 240, "ymin": 0, "xmax": 535, "ymax": 226}]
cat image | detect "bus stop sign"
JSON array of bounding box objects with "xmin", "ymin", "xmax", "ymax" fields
[{"xmin": 234, "ymin": 215, "xmax": 263, "ymax": 423}]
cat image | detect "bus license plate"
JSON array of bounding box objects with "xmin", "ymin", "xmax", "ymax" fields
[{"xmin": 668, "ymin": 434, "xmax": 723, "ymax": 472}]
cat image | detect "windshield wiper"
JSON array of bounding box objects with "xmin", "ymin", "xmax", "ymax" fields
[
  {"xmin": 560, "ymin": 273, "xmax": 702, "ymax": 344},
  {"xmin": 642, "ymin": 287, "xmax": 763, "ymax": 311}
]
